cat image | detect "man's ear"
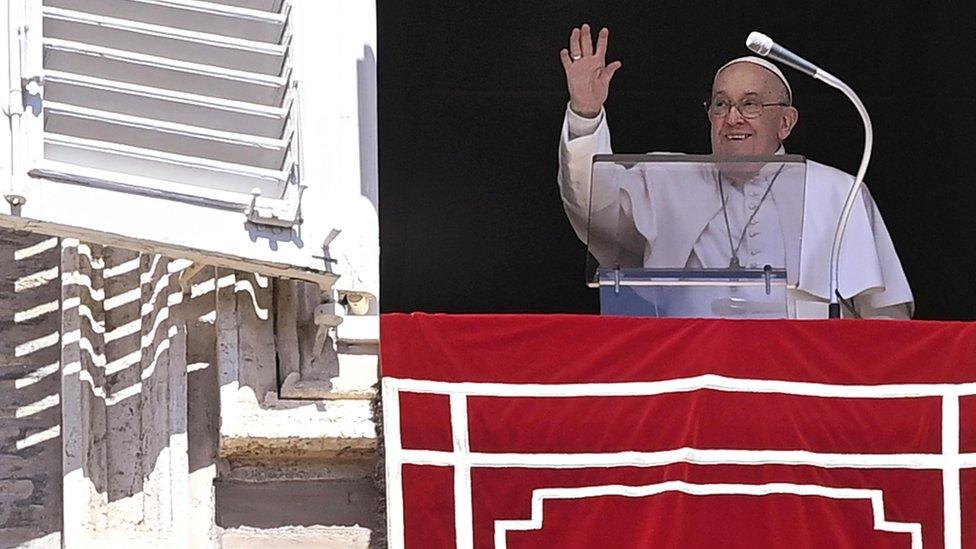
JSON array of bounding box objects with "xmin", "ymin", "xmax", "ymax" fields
[{"xmin": 778, "ymin": 106, "xmax": 799, "ymax": 140}]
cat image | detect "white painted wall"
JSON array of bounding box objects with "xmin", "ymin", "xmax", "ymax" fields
[{"xmin": 297, "ymin": 0, "xmax": 379, "ymax": 306}]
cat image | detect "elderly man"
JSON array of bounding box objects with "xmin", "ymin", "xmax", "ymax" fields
[{"xmin": 557, "ymin": 24, "xmax": 913, "ymax": 318}]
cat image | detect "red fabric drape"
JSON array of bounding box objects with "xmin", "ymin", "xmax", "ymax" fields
[{"xmin": 383, "ymin": 314, "xmax": 976, "ymax": 548}]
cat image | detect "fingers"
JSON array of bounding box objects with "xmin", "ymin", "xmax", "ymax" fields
[
  {"xmin": 601, "ymin": 60, "xmax": 622, "ymax": 83},
  {"xmin": 569, "ymin": 27, "xmax": 582, "ymax": 60},
  {"xmin": 594, "ymin": 27, "xmax": 609, "ymax": 62},
  {"xmin": 568, "ymin": 24, "xmax": 610, "ymax": 63},
  {"xmin": 559, "ymin": 48, "xmax": 572, "ymax": 71},
  {"xmin": 580, "ymin": 24, "xmax": 594, "ymax": 57}
]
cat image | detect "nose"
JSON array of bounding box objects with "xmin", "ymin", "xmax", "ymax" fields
[{"xmin": 725, "ymin": 103, "xmax": 746, "ymax": 124}]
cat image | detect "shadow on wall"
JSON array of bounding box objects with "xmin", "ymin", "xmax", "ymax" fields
[
  {"xmin": 59, "ymin": 241, "xmax": 207, "ymax": 535},
  {"xmin": 0, "ymin": 230, "xmax": 367, "ymax": 543},
  {"xmin": 358, "ymin": 44, "xmax": 378, "ymax": 212},
  {"xmin": 57, "ymin": 240, "xmax": 353, "ymax": 540},
  {"xmin": 57, "ymin": 241, "xmax": 291, "ymax": 538},
  {"xmin": 0, "ymin": 232, "xmax": 63, "ymax": 547}
]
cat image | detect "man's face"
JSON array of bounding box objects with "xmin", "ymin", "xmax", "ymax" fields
[{"xmin": 709, "ymin": 63, "xmax": 798, "ymax": 156}]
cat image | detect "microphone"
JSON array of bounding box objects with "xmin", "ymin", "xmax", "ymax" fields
[
  {"xmin": 744, "ymin": 32, "xmax": 874, "ymax": 319},
  {"xmin": 746, "ymin": 32, "xmax": 820, "ymax": 78}
]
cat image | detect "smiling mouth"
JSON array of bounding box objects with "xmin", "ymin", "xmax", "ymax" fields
[{"xmin": 724, "ymin": 133, "xmax": 752, "ymax": 141}]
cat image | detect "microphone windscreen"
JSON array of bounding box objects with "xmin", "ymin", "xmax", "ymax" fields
[{"xmin": 746, "ymin": 32, "xmax": 774, "ymax": 56}]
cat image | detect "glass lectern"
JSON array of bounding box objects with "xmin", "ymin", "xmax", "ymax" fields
[{"xmin": 586, "ymin": 154, "xmax": 807, "ymax": 318}]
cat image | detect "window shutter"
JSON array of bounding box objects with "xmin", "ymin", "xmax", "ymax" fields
[{"xmin": 0, "ymin": 0, "xmax": 376, "ymax": 290}]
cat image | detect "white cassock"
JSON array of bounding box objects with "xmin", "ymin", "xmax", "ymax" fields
[{"xmin": 558, "ymin": 107, "xmax": 914, "ymax": 319}]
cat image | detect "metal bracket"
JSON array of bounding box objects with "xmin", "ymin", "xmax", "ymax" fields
[
  {"xmin": 178, "ymin": 262, "xmax": 207, "ymax": 293},
  {"xmin": 337, "ymin": 290, "xmax": 375, "ymax": 316},
  {"xmin": 304, "ymin": 225, "xmax": 349, "ymax": 364},
  {"xmin": 4, "ymin": 194, "xmax": 25, "ymax": 214},
  {"xmin": 244, "ymin": 185, "xmax": 305, "ymax": 228},
  {"xmin": 312, "ymin": 302, "xmax": 343, "ymax": 359},
  {"xmin": 21, "ymin": 74, "xmax": 42, "ymax": 107}
]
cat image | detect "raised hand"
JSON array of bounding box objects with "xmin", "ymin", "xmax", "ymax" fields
[{"xmin": 560, "ymin": 24, "xmax": 622, "ymax": 118}]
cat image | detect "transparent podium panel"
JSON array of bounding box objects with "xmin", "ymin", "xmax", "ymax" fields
[
  {"xmin": 598, "ymin": 267, "xmax": 788, "ymax": 318},
  {"xmin": 586, "ymin": 154, "xmax": 806, "ymax": 319}
]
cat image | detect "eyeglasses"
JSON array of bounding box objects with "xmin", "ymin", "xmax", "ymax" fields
[{"xmin": 705, "ymin": 97, "xmax": 790, "ymax": 119}]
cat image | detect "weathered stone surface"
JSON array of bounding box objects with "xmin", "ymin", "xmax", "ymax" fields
[
  {"xmin": 0, "ymin": 480, "xmax": 34, "ymax": 502},
  {"xmin": 220, "ymin": 525, "xmax": 371, "ymax": 549},
  {"xmin": 219, "ymin": 398, "xmax": 376, "ymax": 461},
  {"xmin": 0, "ymin": 231, "xmax": 62, "ymax": 540},
  {"xmin": 0, "ymin": 231, "xmax": 381, "ymax": 548},
  {"xmin": 215, "ymin": 478, "xmax": 379, "ymax": 531},
  {"xmin": 60, "ymin": 242, "xmax": 196, "ymax": 544}
]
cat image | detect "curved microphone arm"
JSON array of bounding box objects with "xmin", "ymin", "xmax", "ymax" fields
[
  {"xmin": 814, "ymin": 70, "xmax": 873, "ymax": 318},
  {"xmin": 745, "ymin": 32, "xmax": 874, "ymax": 318}
]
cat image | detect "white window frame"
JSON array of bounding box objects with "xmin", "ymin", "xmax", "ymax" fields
[{"xmin": 0, "ymin": 0, "xmax": 376, "ymax": 292}]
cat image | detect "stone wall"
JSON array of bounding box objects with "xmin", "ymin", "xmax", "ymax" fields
[
  {"xmin": 0, "ymin": 231, "xmax": 62, "ymax": 548},
  {"xmin": 0, "ymin": 230, "xmax": 379, "ymax": 547}
]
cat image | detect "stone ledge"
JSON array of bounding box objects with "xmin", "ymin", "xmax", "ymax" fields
[
  {"xmin": 221, "ymin": 525, "xmax": 372, "ymax": 549},
  {"xmin": 220, "ymin": 437, "xmax": 375, "ymax": 462},
  {"xmin": 279, "ymin": 370, "xmax": 377, "ymax": 400},
  {"xmin": 219, "ymin": 396, "xmax": 377, "ymax": 462},
  {"xmin": 222, "ymin": 457, "xmax": 375, "ymax": 483}
]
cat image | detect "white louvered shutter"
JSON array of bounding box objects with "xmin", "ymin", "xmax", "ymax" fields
[{"xmin": 0, "ymin": 0, "xmax": 377, "ymax": 290}]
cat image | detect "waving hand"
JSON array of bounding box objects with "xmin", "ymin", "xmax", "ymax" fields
[{"xmin": 560, "ymin": 24, "xmax": 623, "ymax": 118}]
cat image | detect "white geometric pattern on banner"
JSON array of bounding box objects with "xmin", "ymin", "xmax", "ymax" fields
[
  {"xmin": 382, "ymin": 375, "xmax": 975, "ymax": 549},
  {"xmin": 493, "ymin": 482, "xmax": 922, "ymax": 549}
]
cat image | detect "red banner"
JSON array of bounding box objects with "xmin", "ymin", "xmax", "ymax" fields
[{"xmin": 381, "ymin": 314, "xmax": 976, "ymax": 548}]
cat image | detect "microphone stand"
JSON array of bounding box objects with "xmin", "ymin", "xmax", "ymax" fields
[
  {"xmin": 746, "ymin": 33, "xmax": 874, "ymax": 318},
  {"xmin": 815, "ymin": 71, "xmax": 873, "ymax": 318}
]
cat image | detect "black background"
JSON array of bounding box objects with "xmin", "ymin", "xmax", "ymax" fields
[{"xmin": 378, "ymin": 2, "xmax": 976, "ymax": 319}]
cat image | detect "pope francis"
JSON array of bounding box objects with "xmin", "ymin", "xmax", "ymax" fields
[{"xmin": 557, "ymin": 24, "xmax": 913, "ymax": 319}]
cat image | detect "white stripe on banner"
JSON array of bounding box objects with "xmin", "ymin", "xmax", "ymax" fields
[
  {"xmin": 382, "ymin": 379, "xmax": 406, "ymax": 549},
  {"xmin": 451, "ymin": 394, "xmax": 474, "ymax": 549},
  {"xmin": 388, "ymin": 374, "xmax": 976, "ymax": 398},
  {"xmin": 400, "ymin": 448, "xmax": 955, "ymax": 470},
  {"xmin": 942, "ymin": 393, "xmax": 962, "ymax": 549},
  {"xmin": 493, "ymin": 482, "xmax": 922, "ymax": 549}
]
